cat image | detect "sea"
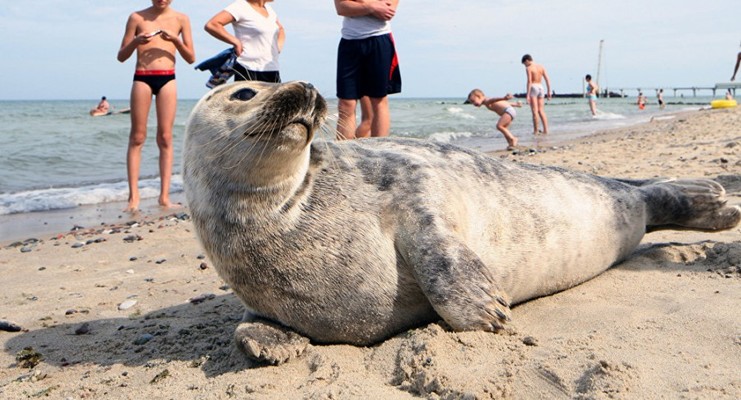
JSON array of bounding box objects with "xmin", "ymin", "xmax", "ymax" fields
[{"xmin": 0, "ymin": 95, "xmax": 713, "ymax": 242}]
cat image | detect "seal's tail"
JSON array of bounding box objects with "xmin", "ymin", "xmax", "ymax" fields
[{"xmin": 640, "ymin": 179, "xmax": 741, "ymax": 232}]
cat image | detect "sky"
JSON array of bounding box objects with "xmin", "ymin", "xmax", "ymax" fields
[{"xmin": 0, "ymin": 0, "xmax": 738, "ymax": 100}]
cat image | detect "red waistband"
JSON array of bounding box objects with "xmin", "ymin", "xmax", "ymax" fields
[{"xmin": 135, "ymin": 69, "xmax": 175, "ymax": 76}]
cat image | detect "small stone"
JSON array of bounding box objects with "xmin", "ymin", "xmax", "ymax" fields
[
  {"xmin": 199, "ymin": 262, "xmax": 208, "ymax": 270},
  {"xmin": 20, "ymin": 247, "xmax": 32, "ymax": 253},
  {"xmin": 134, "ymin": 333, "xmax": 154, "ymax": 345},
  {"xmin": 71, "ymin": 242, "xmax": 85, "ymax": 249},
  {"xmin": 123, "ymin": 235, "xmax": 143, "ymax": 243},
  {"xmin": 0, "ymin": 320, "xmax": 23, "ymax": 332},
  {"xmin": 155, "ymin": 259, "xmax": 166, "ymax": 265},
  {"xmin": 38, "ymin": 266, "xmax": 46, "ymax": 271},
  {"xmin": 522, "ymin": 336, "xmax": 539, "ymax": 346},
  {"xmin": 65, "ymin": 309, "xmax": 78, "ymax": 315},
  {"xmin": 74, "ymin": 322, "xmax": 90, "ymax": 335},
  {"xmin": 118, "ymin": 300, "xmax": 138, "ymax": 310},
  {"xmin": 126, "ymin": 269, "xmax": 135, "ymax": 274},
  {"xmin": 129, "ymin": 257, "xmax": 138, "ymax": 262},
  {"xmin": 189, "ymin": 293, "xmax": 216, "ymax": 304},
  {"xmin": 196, "ymin": 254, "xmax": 206, "ymax": 260}
]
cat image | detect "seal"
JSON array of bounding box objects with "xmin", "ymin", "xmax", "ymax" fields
[{"xmin": 183, "ymin": 81, "xmax": 741, "ymax": 365}]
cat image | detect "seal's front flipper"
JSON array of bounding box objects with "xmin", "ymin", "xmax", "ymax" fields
[
  {"xmin": 234, "ymin": 317, "xmax": 310, "ymax": 365},
  {"xmin": 642, "ymin": 179, "xmax": 741, "ymax": 232},
  {"xmin": 405, "ymin": 235, "xmax": 512, "ymax": 332}
]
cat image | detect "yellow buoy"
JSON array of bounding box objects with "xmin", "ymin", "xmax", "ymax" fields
[{"xmin": 710, "ymin": 99, "xmax": 737, "ymax": 109}]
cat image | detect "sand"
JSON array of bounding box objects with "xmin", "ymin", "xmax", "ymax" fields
[{"xmin": 1, "ymin": 106, "xmax": 739, "ymax": 399}]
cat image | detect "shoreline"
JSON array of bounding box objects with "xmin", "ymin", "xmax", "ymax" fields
[
  {"xmin": 0, "ymin": 192, "xmax": 187, "ymax": 247},
  {"xmin": 0, "ymin": 105, "xmax": 739, "ymax": 399}
]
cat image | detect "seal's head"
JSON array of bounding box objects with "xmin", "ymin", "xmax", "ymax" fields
[{"xmin": 184, "ymin": 80, "xmax": 327, "ymax": 188}]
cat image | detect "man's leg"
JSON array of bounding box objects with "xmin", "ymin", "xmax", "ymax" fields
[
  {"xmin": 355, "ymin": 96, "xmax": 373, "ymax": 138},
  {"xmin": 369, "ymin": 96, "xmax": 390, "ymax": 137},
  {"xmin": 125, "ymin": 82, "xmax": 153, "ymax": 212},
  {"xmin": 538, "ymin": 97, "xmax": 549, "ymax": 134},
  {"xmin": 528, "ymin": 96, "xmax": 540, "ymax": 134},
  {"xmin": 154, "ymin": 80, "xmax": 178, "ymax": 208},
  {"xmin": 337, "ymin": 98, "xmax": 358, "ymax": 140}
]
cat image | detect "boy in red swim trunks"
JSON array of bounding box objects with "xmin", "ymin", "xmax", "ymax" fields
[{"xmin": 117, "ymin": 0, "xmax": 195, "ymax": 211}]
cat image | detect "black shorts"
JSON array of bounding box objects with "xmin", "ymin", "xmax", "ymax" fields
[
  {"xmin": 336, "ymin": 33, "xmax": 401, "ymax": 99},
  {"xmin": 232, "ymin": 62, "xmax": 281, "ymax": 83}
]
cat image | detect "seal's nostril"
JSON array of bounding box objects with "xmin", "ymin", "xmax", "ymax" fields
[{"xmin": 232, "ymin": 88, "xmax": 257, "ymax": 101}]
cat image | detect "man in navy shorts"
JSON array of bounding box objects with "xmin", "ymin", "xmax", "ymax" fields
[{"xmin": 334, "ymin": 0, "xmax": 401, "ymax": 140}]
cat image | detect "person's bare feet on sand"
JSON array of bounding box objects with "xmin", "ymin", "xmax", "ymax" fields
[
  {"xmin": 506, "ymin": 137, "xmax": 519, "ymax": 151},
  {"xmin": 159, "ymin": 197, "xmax": 182, "ymax": 209},
  {"xmin": 124, "ymin": 197, "xmax": 139, "ymax": 213}
]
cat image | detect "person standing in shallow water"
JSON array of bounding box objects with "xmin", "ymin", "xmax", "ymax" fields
[
  {"xmin": 334, "ymin": 0, "xmax": 402, "ymax": 140},
  {"xmin": 585, "ymin": 74, "xmax": 598, "ymax": 116},
  {"xmin": 117, "ymin": 0, "xmax": 195, "ymax": 212},
  {"xmin": 521, "ymin": 54, "xmax": 551, "ymax": 135}
]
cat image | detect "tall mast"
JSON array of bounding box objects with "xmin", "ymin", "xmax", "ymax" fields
[{"xmin": 596, "ymin": 39, "xmax": 604, "ymax": 86}]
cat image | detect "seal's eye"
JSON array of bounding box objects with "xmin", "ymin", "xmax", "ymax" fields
[{"xmin": 231, "ymin": 88, "xmax": 257, "ymax": 101}]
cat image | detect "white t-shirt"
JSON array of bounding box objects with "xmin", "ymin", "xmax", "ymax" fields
[
  {"xmin": 341, "ymin": 15, "xmax": 391, "ymax": 40},
  {"xmin": 225, "ymin": 1, "xmax": 280, "ymax": 71}
]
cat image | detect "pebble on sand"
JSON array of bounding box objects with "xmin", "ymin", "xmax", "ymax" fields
[
  {"xmin": 118, "ymin": 300, "xmax": 138, "ymax": 310},
  {"xmin": 189, "ymin": 293, "xmax": 216, "ymax": 304},
  {"xmin": 0, "ymin": 320, "xmax": 23, "ymax": 332},
  {"xmin": 74, "ymin": 322, "xmax": 90, "ymax": 335}
]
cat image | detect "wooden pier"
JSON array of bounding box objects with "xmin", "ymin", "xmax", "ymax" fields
[{"xmin": 609, "ymin": 82, "xmax": 740, "ymax": 98}]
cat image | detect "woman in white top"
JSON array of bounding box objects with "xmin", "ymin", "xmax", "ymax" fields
[{"xmin": 205, "ymin": 0, "xmax": 285, "ymax": 82}]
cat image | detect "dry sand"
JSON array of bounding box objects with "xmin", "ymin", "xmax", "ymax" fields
[{"xmin": 1, "ymin": 106, "xmax": 739, "ymax": 399}]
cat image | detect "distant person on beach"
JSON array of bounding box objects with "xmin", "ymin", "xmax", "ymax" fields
[
  {"xmin": 117, "ymin": 0, "xmax": 196, "ymax": 212},
  {"xmin": 585, "ymin": 74, "xmax": 598, "ymax": 116},
  {"xmin": 657, "ymin": 89, "xmax": 665, "ymax": 109},
  {"xmin": 334, "ymin": 0, "xmax": 402, "ymax": 140},
  {"xmin": 204, "ymin": 0, "xmax": 285, "ymax": 83},
  {"xmin": 521, "ymin": 54, "xmax": 551, "ymax": 135},
  {"xmin": 726, "ymin": 89, "xmax": 734, "ymax": 100},
  {"xmin": 466, "ymin": 89, "xmax": 523, "ymax": 150},
  {"xmin": 637, "ymin": 92, "xmax": 647, "ymax": 110},
  {"xmin": 731, "ymin": 51, "xmax": 741, "ymax": 81},
  {"xmin": 90, "ymin": 96, "xmax": 110, "ymax": 116}
]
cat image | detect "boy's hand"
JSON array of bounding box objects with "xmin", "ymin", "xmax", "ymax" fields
[
  {"xmin": 504, "ymin": 93, "xmax": 513, "ymax": 100},
  {"xmin": 160, "ymin": 30, "xmax": 176, "ymax": 42},
  {"xmin": 135, "ymin": 33, "xmax": 154, "ymax": 45}
]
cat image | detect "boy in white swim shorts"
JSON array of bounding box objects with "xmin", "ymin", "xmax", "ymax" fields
[
  {"xmin": 521, "ymin": 54, "xmax": 551, "ymax": 135},
  {"xmin": 466, "ymin": 88, "xmax": 523, "ymax": 150}
]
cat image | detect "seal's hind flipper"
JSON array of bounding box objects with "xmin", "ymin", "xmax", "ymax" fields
[{"xmin": 642, "ymin": 179, "xmax": 741, "ymax": 232}]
